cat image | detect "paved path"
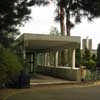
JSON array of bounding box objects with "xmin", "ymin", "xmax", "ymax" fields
[
  {"xmin": 30, "ymin": 74, "xmax": 70, "ymax": 83},
  {"xmin": 30, "ymin": 74, "xmax": 76, "ymax": 86},
  {"xmin": 6, "ymin": 85, "xmax": 100, "ymax": 100}
]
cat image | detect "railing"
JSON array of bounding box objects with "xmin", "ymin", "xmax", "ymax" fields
[
  {"xmin": 96, "ymin": 67, "xmax": 100, "ymax": 80},
  {"xmin": 84, "ymin": 67, "xmax": 100, "ymax": 81},
  {"xmin": 84, "ymin": 71, "xmax": 96, "ymax": 81}
]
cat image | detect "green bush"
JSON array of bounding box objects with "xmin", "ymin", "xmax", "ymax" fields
[
  {"xmin": 0, "ymin": 44, "xmax": 23, "ymax": 86},
  {"xmin": 96, "ymin": 44, "xmax": 100, "ymax": 67},
  {"xmin": 82, "ymin": 48, "xmax": 96, "ymax": 71},
  {"xmin": 87, "ymin": 59, "xmax": 96, "ymax": 71}
]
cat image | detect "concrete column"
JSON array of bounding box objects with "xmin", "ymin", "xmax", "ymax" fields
[
  {"xmin": 44, "ymin": 53, "xmax": 47, "ymax": 66},
  {"xmin": 47, "ymin": 53, "xmax": 50, "ymax": 66},
  {"xmin": 34, "ymin": 52, "xmax": 37, "ymax": 73},
  {"xmin": 41, "ymin": 53, "xmax": 44, "ymax": 66},
  {"xmin": 23, "ymin": 49, "xmax": 26, "ymax": 60},
  {"xmin": 72, "ymin": 49, "xmax": 75, "ymax": 69},
  {"xmin": 55, "ymin": 51, "xmax": 58, "ymax": 67},
  {"xmin": 30, "ymin": 53, "xmax": 33, "ymax": 72},
  {"xmin": 23, "ymin": 49, "xmax": 27, "ymax": 72}
]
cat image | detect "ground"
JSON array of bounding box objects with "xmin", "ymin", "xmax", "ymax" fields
[
  {"xmin": 30, "ymin": 74, "xmax": 68, "ymax": 83},
  {"xmin": 1, "ymin": 85, "xmax": 100, "ymax": 100},
  {"xmin": 30, "ymin": 74, "xmax": 75, "ymax": 85},
  {"xmin": 0, "ymin": 74, "xmax": 100, "ymax": 100}
]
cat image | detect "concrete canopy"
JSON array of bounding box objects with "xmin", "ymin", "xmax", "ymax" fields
[
  {"xmin": 16, "ymin": 33, "xmax": 81, "ymax": 81},
  {"xmin": 17, "ymin": 33, "xmax": 80, "ymax": 50}
]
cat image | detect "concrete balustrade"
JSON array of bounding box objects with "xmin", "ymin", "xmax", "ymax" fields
[{"xmin": 36, "ymin": 66, "xmax": 81, "ymax": 81}]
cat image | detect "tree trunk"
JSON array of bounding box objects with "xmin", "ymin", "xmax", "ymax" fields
[
  {"xmin": 66, "ymin": 10, "xmax": 71, "ymax": 36},
  {"xmin": 60, "ymin": 2, "xmax": 65, "ymax": 36}
]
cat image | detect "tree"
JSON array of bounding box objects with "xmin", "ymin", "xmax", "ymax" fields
[
  {"xmin": 0, "ymin": 0, "xmax": 50, "ymax": 88},
  {"xmin": 82, "ymin": 48, "xmax": 91, "ymax": 66},
  {"xmin": 54, "ymin": 0, "xmax": 100, "ymax": 66},
  {"xmin": 0, "ymin": 0, "xmax": 49, "ymax": 47},
  {"xmin": 88, "ymin": 59, "xmax": 96, "ymax": 71},
  {"xmin": 59, "ymin": 0, "xmax": 65, "ymax": 36},
  {"xmin": 96, "ymin": 44, "xmax": 100, "ymax": 67},
  {"xmin": 56, "ymin": 0, "xmax": 100, "ymax": 36},
  {"xmin": 54, "ymin": 0, "xmax": 65, "ymax": 35},
  {"xmin": 0, "ymin": 44, "xmax": 23, "ymax": 87},
  {"xmin": 91, "ymin": 54, "xmax": 97, "ymax": 62},
  {"xmin": 82, "ymin": 48, "xmax": 96, "ymax": 71}
]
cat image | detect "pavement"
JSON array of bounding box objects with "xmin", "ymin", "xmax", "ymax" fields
[
  {"xmin": 30, "ymin": 74, "xmax": 76, "ymax": 86},
  {"xmin": 1, "ymin": 74, "xmax": 100, "ymax": 100},
  {"xmin": 30, "ymin": 74, "xmax": 99, "ymax": 87},
  {"xmin": 5, "ymin": 83, "xmax": 100, "ymax": 100}
]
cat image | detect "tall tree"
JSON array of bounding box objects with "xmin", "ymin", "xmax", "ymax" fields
[
  {"xmin": 56, "ymin": 0, "xmax": 100, "ymax": 36},
  {"xmin": 54, "ymin": 0, "xmax": 65, "ymax": 35},
  {"xmin": 96, "ymin": 44, "xmax": 100, "ymax": 67},
  {"xmin": 59, "ymin": 0, "xmax": 65, "ymax": 36},
  {"xmin": 0, "ymin": 0, "xmax": 49, "ymax": 47},
  {"xmin": 0, "ymin": 0, "xmax": 50, "ymax": 87},
  {"xmin": 0, "ymin": 44, "xmax": 23, "ymax": 87},
  {"xmin": 82, "ymin": 48, "xmax": 91, "ymax": 65}
]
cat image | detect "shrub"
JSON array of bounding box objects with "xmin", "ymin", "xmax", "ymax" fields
[
  {"xmin": 0, "ymin": 44, "xmax": 23, "ymax": 87},
  {"xmin": 87, "ymin": 59, "xmax": 96, "ymax": 71}
]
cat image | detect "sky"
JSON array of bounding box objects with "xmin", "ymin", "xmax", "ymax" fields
[{"xmin": 20, "ymin": 3, "xmax": 100, "ymax": 49}]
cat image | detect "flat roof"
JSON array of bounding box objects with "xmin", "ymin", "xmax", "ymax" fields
[{"xmin": 17, "ymin": 33, "xmax": 81, "ymax": 50}]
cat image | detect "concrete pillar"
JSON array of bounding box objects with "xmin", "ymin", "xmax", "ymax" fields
[
  {"xmin": 41, "ymin": 53, "xmax": 43, "ymax": 66},
  {"xmin": 72, "ymin": 49, "xmax": 75, "ymax": 69},
  {"xmin": 47, "ymin": 53, "xmax": 50, "ymax": 66},
  {"xmin": 30, "ymin": 53, "xmax": 33, "ymax": 72},
  {"xmin": 23, "ymin": 49, "xmax": 27, "ymax": 72},
  {"xmin": 44, "ymin": 53, "xmax": 47, "ymax": 66},
  {"xmin": 34, "ymin": 52, "xmax": 37, "ymax": 73},
  {"xmin": 23, "ymin": 49, "xmax": 26, "ymax": 60},
  {"xmin": 55, "ymin": 51, "xmax": 58, "ymax": 67}
]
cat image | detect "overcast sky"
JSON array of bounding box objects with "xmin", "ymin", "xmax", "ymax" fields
[{"xmin": 20, "ymin": 3, "xmax": 100, "ymax": 49}]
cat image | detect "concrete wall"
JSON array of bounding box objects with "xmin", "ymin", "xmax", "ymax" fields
[{"xmin": 36, "ymin": 66, "xmax": 81, "ymax": 81}]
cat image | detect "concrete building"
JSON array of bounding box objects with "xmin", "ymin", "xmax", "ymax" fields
[
  {"xmin": 82, "ymin": 38, "xmax": 97, "ymax": 55},
  {"xmin": 16, "ymin": 33, "xmax": 82, "ymax": 81},
  {"xmin": 82, "ymin": 38, "xmax": 92, "ymax": 50},
  {"xmin": 90, "ymin": 49, "xmax": 97, "ymax": 55}
]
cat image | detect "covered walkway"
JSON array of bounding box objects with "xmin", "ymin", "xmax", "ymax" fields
[{"xmin": 16, "ymin": 33, "xmax": 81, "ymax": 81}]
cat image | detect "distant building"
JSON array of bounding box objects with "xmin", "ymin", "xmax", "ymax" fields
[
  {"xmin": 82, "ymin": 38, "xmax": 92, "ymax": 50},
  {"xmin": 90, "ymin": 49, "xmax": 97, "ymax": 55},
  {"xmin": 82, "ymin": 38, "xmax": 97, "ymax": 55}
]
